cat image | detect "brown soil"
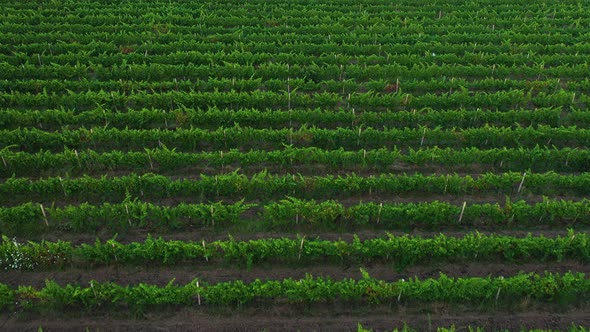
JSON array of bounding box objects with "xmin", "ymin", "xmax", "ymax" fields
[{"xmin": 2, "ymin": 304, "xmax": 590, "ymax": 332}]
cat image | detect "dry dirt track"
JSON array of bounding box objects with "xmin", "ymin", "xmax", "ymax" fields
[{"xmin": 3, "ymin": 306, "xmax": 590, "ymax": 332}]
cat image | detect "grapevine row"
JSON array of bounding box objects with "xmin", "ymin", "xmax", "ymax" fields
[
  {"xmin": 3, "ymin": 125, "xmax": 590, "ymax": 153},
  {"xmin": 1, "ymin": 146, "xmax": 589, "ymax": 178},
  {"xmin": 7, "ymin": 77, "xmax": 588, "ymax": 96},
  {"xmin": 5, "ymin": 48, "xmax": 590, "ymax": 73},
  {"xmin": 1, "ymin": 231, "xmax": 588, "ymax": 270},
  {"xmin": 3, "ymin": 23, "xmax": 589, "ymax": 55},
  {"xmin": 4, "ymin": 62, "xmax": 590, "ymax": 83},
  {"xmin": 0, "ymin": 272, "xmax": 588, "ymax": 311},
  {"xmin": 1, "ymin": 197, "xmax": 588, "ymax": 235},
  {"xmin": 3, "ymin": 4, "xmax": 588, "ymax": 31},
  {"xmin": 1, "ymin": 172, "xmax": 587, "ymax": 205},
  {"xmin": 0, "ymin": 107, "xmax": 566, "ymax": 131}
]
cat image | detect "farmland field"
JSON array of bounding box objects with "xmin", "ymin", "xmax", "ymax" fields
[{"xmin": 2, "ymin": 0, "xmax": 590, "ymax": 330}]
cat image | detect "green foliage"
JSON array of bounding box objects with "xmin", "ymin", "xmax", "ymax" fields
[
  {"xmin": 1, "ymin": 273, "xmax": 590, "ymax": 312},
  {"xmin": 2, "ymin": 172, "xmax": 590, "ymax": 210},
  {"xmin": 3, "ymin": 0, "xmax": 590, "ymax": 325},
  {"xmin": 2, "ymin": 231, "xmax": 590, "ymax": 270},
  {"xmin": 0, "ymin": 202, "xmax": 44, "ymax": 236}
]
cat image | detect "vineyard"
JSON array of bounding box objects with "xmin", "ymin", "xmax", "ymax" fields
[{"xmin": 2, "ymin": 0, "xmax": 590, "ymax": 330}]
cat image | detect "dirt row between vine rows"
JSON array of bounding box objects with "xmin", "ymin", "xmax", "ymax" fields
[{"xmin": 3, "ymin": 304, "xmax": 590, "ymax": 332}]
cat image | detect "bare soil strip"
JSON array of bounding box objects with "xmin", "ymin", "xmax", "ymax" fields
[{"xmin": 2, "ymin": 305, "xmax": 590, "ymax": 332}]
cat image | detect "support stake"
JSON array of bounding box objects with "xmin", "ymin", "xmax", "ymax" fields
[
  {"xmin": 298, "ymin": 236, "xmax": 305, "ymax": 260},
  {"xmin": 59, "ymin": 177, "xmax": 67, "ymax": 197},
  {"xmin": 517, "ymin": 172, "xmax": 527, "ymax": 193},
  {"xmin": 210, "ymin": 205, "xmax": 215, "ymax": 227},
  {"xmin": 420, "ymin": 128, "xmax": 426, "ymax": 147},
  {"xmin": 202, "ymin": 240, "xmax": 208, "ymax": 262},
  {"xmin": 40, "ymin": 204, "xmax": 49, "ymax": 226},
  {"xmin": 125, "ymin": 204, "xmax": 131, "ymax": 226},
  {"xmin": 458, "ymin": 201, "xmax": 466, "ymax": 223}
]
